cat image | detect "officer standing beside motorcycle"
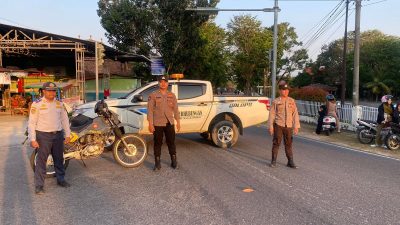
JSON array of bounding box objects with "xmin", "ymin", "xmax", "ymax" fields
[
  {"xmin": 372, "ymin": 95, "xmax": 394, "ymax": 147},
  {"xmin": 268, "ymin": 82, "xmax": 300, "ymax": 168},
  {"xmin": 28, "ymin": 82, "xmax": 71, "ymax": 195},
  {"xmin": 147, "ymin": 75, "xmax": 180, "ymax": 171}
]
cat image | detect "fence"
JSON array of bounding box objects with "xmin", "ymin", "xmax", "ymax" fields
[{"xmin": 296, "ymin": 100, "xmax": 378, "ymax": 130}]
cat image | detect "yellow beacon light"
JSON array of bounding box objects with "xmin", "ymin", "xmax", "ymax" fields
[{"xmin": 170, "ymin": 73, "xmax": 184, "ymax": 80}]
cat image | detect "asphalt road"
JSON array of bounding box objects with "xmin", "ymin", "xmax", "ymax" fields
[{"xmin": 0, "ymin": 115, "xmax": 399, "ymax": 225}]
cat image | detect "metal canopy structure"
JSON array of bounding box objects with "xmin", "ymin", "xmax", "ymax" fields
[
  {"xmin": 0, "ymin": 25, "xmax": 86, "ymax": 100},
  {"xmin": 0, "ymin": 23, "xmax": 150, "ymax": 101}
]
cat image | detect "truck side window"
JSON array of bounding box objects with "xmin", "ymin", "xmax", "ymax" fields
[
  {"xmin": 178, "ymin": 84, "xmax": 206, "ymax": 100},
  {"xmin": 140, "ymin": 85, "xmax": 172, "ymax": 102}
]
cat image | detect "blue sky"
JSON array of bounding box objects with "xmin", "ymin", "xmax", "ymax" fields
[{"xmin": 0, "ymin": 0, "xmax": 398, "ymax": 59}]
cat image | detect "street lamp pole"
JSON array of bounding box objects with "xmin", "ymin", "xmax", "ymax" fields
[
  {"xmin": 187, "ymin": 3, "xmax": 280, "ymax": 99},
  {"xmin": 271, "ymin": 0, "xmax": 279, "ymax": 100}
]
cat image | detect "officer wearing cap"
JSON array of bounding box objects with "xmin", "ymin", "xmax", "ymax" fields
[
  {"xmin": 147, "ymin": 75, "xmax": 180, "ymax": 171},
  {"xmin": 267, "ymin": 81, "xmax": 300, "ymax": 169},
  {"xmin": 28, "ymin": 82, "xmax": 71, "ymax": 194}
]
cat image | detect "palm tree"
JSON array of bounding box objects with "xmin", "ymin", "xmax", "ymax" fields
[{"xmin": 364, "ymin": 77, "xmax": 391, "ymax": 102}]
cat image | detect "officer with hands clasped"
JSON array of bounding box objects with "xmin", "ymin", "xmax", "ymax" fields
[
  {"xmin": 268, "ymin": 82, "xmax": 300, "ymax": 169},
  {"xmin": 147, "ymin": 75, "xmax": 181, "ymax": 171},
  {"xmin": 28, "ymin": 82, "xmax": 71, "ymax": 195}
]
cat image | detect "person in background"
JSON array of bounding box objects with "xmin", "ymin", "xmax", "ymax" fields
[
  {"xmin": 326, "ymin": 94, "xmax": 340, "ymax": 133},
  {"xmin": 315, "ymin": 104, "xmax": 327, "ymax": 134},
  {"xmin": 392, "ymin": 101, "xmax": 400, "ymax": 124},
  {"xmin": 372, "ymin": 95, "xmax": 394, "ymax": 147}
]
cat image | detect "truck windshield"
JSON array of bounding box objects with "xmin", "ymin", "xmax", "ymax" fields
[{"xmin": 118, "ymin": 85, "xmax": 146, "ymax": 99}]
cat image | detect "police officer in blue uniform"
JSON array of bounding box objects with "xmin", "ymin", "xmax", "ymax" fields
[{"xmin": 28, "ymin": 82, "xmax": 71, "ymax": 195}]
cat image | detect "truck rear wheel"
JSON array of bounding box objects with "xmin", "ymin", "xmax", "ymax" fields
[{"xmin": 211, "ymin": 121, "xmax": 239, "ymax": 148}]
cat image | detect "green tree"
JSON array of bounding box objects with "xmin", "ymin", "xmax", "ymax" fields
[
  {"xmin": 313, "ymin": 30, "xmax": 400, "ymax": 100},
  {"xmin": 98, "ymin": 0, "xmax": 220, "ymax": 80},
  {"xmin": 195, "ymin": 22, "xmax": 230, "ymax": 88},
  {"xmin": 226, "ymin": 15, "xmax": 272, "ymax": 94}
]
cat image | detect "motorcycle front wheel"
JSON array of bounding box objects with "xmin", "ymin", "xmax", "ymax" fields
[
  {"xmin": 113, "ymin": 134, "xmax": 147, "ymax": 168},
  {"xmin": 357, "ymin": 128, "xmax": 375, "ymax": 144},
  {"xmin": 30, "ymin": 150, "xmax": 69, "ymax": 178},
  {"xmin": 385, "ymin": 134, "xmax": 400, "ymax": 151}
]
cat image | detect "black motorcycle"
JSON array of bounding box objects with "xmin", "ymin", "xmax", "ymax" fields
[
  {"xmin": 29, "ymin": 100, "xmax": 148, "ymax": 177},
  {"xmin": 356, "ymin": 119, "xmax": 392, "ymax": 145}
]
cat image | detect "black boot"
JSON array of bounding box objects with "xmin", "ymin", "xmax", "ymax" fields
[
  {"xmin": 287, "ymin": 158, "xmax": 297, "ymax": 169},
  {"xmin": 171, "ymin": 154, "xmax": 178, "ymax": 169},
  {"xmin": 270, "ymin": 155, "xmax": 277, "ymax": 168},
  {"xmin": 153, "ymin": 156, "xmax": 161, "ymax": 171}
]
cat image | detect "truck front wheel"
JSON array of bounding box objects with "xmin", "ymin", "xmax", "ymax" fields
[{"xmin": 211, "ymin": 121, "xmax": 239, "ymax": 148}]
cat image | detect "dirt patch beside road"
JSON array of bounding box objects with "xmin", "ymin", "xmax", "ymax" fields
[{"xmin": 298, "ymin": 122, "xmax": 400, "ymax": 160}]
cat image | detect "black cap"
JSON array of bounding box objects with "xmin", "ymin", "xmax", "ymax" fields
[
  {"xmin": 42, "ymin": 82, "xmax": 57, "ymax": 91},
  {"xmin": 278, "ymin": 83, "xmax": 289, "ymax": 90},
  {"xmin": 158, "ymin": 75, "xmax": 168, "ymax": 82}
]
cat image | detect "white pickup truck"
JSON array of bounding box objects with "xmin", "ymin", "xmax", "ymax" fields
[{"xmin": 72, "ymin": 79, "xmax": 270, "ymax": 148}]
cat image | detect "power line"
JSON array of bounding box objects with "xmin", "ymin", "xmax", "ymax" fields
[
  {"xmin": 363, "ymin": 0, "xmax": 387, "ymax": 7},
  {"xmin": 303, "ymin": 1, "xmax": 346, "ymax": 50},
  {"xmin": 299, "ymin": 0, "xmax": 344, "ymax": 44},
  {"xmin": 306, "ymin": 4, "xmax": 349, "ymax": 50},
  {"xmin": 309, "ymin": 7, "xmax": 355, "ymax": 58},
  {"xmin": 302, "ymin": 1, "xmax": 345, "ymax": 48}
]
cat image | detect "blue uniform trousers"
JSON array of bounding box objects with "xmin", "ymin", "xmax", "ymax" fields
[{"xmin": 34, "ymin": 131, "xmax": 65, "ymax": 187}]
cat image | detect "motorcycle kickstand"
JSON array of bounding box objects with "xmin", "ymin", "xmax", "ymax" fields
[{"xmin": 79, "ymin": 152, "xmax": 87, "ymax": 167}]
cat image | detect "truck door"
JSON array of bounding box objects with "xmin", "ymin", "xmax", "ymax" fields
[
  {"xmin": 177, "ymin": 83, "xmax": 212, "ymax": 132},
  {"xmin": 125, "ymin": 84, "xmax": 173, "ymax": 133}
]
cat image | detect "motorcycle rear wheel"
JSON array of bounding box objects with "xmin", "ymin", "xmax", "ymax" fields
[
  {"xmin": 113, "ymin": 134, "xmax": 147, "ymax": 168},
  {"xmin": 357, "ymin": 128, "xmax": 375, "ymax": 144},
  {"xmin": 30, "ymin": 150, "xmax": 69, "ymax": 178},
  {"xmin": 385, "ymin": 134, "xmax": 400, "ymax": 151}
]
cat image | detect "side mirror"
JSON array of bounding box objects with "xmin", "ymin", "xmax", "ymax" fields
[{"xmin": 132, "ymin": 94, "xmax": 144, "ymax": 103}]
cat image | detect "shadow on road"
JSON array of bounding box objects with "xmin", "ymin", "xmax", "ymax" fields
[{"xmin": 1, "ymin": 144, "xmax": 38, "ymax": 224}]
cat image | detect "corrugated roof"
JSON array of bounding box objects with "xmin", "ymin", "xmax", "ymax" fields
[{"xmin": 0, "ymin": 23, "xmax": 150, "ymax": 63}]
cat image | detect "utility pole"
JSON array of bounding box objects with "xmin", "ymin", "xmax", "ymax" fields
[
  {"xmin": 271, "ymin": 0, "xmax": 279, "ymax": 100},
  {"xmin": 353, "ymin": 0, "xmax": 361, "ymax": 105},
  {"xmin": 341, "ymin": 0, "xmax": 349, "ymax": 107},
  {"xmin": 95, "ymin": 41, "xmax": 99, "ymax": 101}
]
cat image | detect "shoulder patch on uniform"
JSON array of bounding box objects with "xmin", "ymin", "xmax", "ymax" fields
[
  {"xmin": 34, "ymin": 98, "xmax": 42, "ymax": 103},
  {"xmin": 30, "ymin": 107, "xmax": 36, "ymax": 114}
]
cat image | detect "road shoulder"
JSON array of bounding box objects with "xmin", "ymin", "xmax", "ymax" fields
[{"xmin": 298, "ymin": 122, "xmax": 400, "ymax": 160}]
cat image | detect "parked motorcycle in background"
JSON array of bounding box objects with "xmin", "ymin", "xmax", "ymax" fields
[
  {"xmin": 385, "ymin": 122, "xmax": 400, "ymax": 150},
  {"xmin": 356, "ymin": 119, "xmax": 377, "ymax": 144},
  {"xmin": 29, "ymin": 100, "xmax": 148, "ymax": 177},
  {"xmin": 322, "ymin": 116, "xmax": 337, "ymax": 136},
  {"xmin": 356, "ymin": 119, "xmax": 391, "ymax": 146}
]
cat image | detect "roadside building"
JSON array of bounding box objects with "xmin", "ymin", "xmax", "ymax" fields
[{"xmin": 0, "ymin": 23, "xmax": 149, "ymax": 111}]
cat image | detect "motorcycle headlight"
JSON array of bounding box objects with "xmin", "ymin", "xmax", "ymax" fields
[{"xmin": 72, "ymin": 108, "xmax": 91, "ymax": 117}]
